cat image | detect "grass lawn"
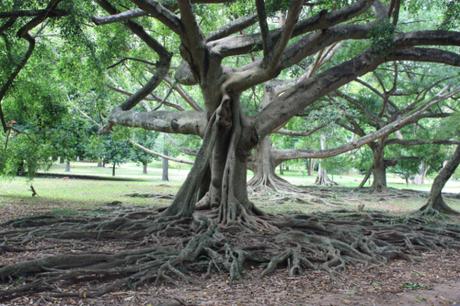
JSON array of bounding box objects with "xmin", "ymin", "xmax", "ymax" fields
[{"xmin": 1, "ymin": 161, "xmax": 459, "ymax": 218}]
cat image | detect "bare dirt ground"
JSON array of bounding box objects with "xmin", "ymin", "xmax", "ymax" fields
[{"xmin": 1, "ymin": 188, "xmax": 460, "ymax": 306}]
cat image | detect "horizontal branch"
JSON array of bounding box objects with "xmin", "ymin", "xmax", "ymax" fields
[
  {"xmin": 385, "ymin": 139, "xmax": 460, "ymax": 146},
  {"xmin": 104, "ymin": 108, "xmax": 206, "ymax": 136},
  {"xmin": 274, "ymin": 124, "xmax": 326, "ymax": 137},
  {"xmin": 129, "ymin": 140, "xmax": 194, "ymax": 164},
  {"xmin": 93, "ymin": 8, "xmax": 145, "ymax": 25},
  {"xmin": 206, "ymin": 14, "xmax": 258, "ymax": 42}
]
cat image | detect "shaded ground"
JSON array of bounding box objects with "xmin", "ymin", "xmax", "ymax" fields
[{"xmin": 1, "ymin": 178, "xmax": 460, "ymax": 305}]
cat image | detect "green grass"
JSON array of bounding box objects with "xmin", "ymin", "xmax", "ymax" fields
[
  {"xmin": 1, "ymin": 161, "xmax": 459, "ymax": 218},
  {"xmin": 0, "ymin": 176, "xmax": 177, "ymax": 209}
]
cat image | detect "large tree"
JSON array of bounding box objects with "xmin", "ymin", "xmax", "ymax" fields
[{"xmin": 2, "ymin": 0, "xmax": 460, "ymax": 301}]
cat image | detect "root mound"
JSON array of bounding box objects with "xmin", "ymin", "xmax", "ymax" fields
[{"xmin": 1, "ymin": 208, "xmax": 460, "ymax": 302}]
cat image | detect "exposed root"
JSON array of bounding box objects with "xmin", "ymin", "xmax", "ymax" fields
[
  {"xmin": 1, "ymin": 209, "xmax": 460, "ymax": 302},
  {"xmin": 248, "ymin": 173, "xmax": 300, "ymax": 194},
  {"xmin": 418, "ymin": 196, "xmax": 460, "ymax": 216}
]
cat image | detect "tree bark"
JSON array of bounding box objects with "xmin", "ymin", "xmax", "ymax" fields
[
  {"xmin": 307, "ymin": 159, "xmax": 315, "ymax": 176},
  {"xmin": 162, "ymin": 134, "xmax": 169, "ymax": 181},
  {"xmin": 414, "ymin": 161, "xmax": 429, "ymax": 185},
  {"xmin": 371, "ymin": 141, "xmax": 387, "ymax": 192},
  {"xmin": 142, "ymin": 161, "xmax": 148, "ymax": 174},
  {"xmin": 359, "ymin": 165, "xmax": 373, "ymax": 188},
  {"xmin": 315, "ymin": 134, "xmax": 335, "ymax": 186},
  {"xmin": 247, "ymin": 84, "xmax": 293, "ymax": 192},
  {"xmin": 112, "ymin": 163, "xmax": 116, "ymax": 177},
  {"xmin": 247, "ymin": 136, "xmax": 291, "ymax": 192},
  {"xmin": 162, "ymin": 156, "xmax": 169, "ymax": 181},
  {"xmin": 420, "ymin": 145, "xmax": 460, "ymax": 214}
]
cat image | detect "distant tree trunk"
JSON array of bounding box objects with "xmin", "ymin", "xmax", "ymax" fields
[
  {"xmin": 359, "ymin": 165, "xmax": 373, "ymax": 188},
  {"xmin": 97, "ymin": 160, "xmax": 103, "ymax": 167},
  {"xmin": 59, "ymin": 156, "xmax": 65, "ymax": 164},
  {"xmin": 112, "ymin": 163, "xmax": 116, "ymax": 177},
  {"xmin": 370, "ymin": 140, "xmax": 387, "ymax": 192},
  {"xmin": 307, "ymin": 159, "xmax": 315, "ymax": 176},
  {"xmin": 420, "ymin": 145, "xmax": 460, "ymax": 214},
  {"xmin": 162, "ymin": 154, "xmax": 169, "ymax": 182},
  {"xmin": 247, "ymin": 136, "xmax": 292, "ymax": 192},
  {"xmin": 65, "ymin": 160, "xmax": 71, "ymax": 172},
  {"xmin": 247, "ymin": 85, "xmax": 294, "ymax": 192},
  {"xmin": 414, "ymin": 161, "xmax": 430, "ymax": 185},
  {"xmin": 143, "ymin": 161, "xmax": 148, "ymax": 174},
  {"xmin": 279, "ymin": 163, "xmax": 284, "ymax": 175},
  {"xmin": 16, "ymin": 161, "xmax": 25, "ymax": 176},
  {"xmin": 315, "ymin": 133, "xmax": 336, "ymax": 186}
]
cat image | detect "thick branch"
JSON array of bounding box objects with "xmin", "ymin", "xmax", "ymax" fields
[
  {"xmin": 104, "ymin": 109, "xmax": 206, "ymax": 136},
  {"xmin": 207, "ymin": 0, "xmax": 372, "ymax": 57},
  {"xmin": 256, "ymin": 45, "xmax": 460, "ymax": 138},
  {"xmin": 128, "ymin": 0, "xmax": 182, "ymax": 34},
  {"xmin": 206, "ymin": 14, "xmax": 258, "ymax": 42},
  {"xmin": 93, "ymin": 8, "xmax": 146, "ymax": 25}
]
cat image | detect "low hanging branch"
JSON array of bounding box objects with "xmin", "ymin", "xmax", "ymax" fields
[{"xmin": 128, "ymin": 139, "xmax": 194, "ymax": 165}]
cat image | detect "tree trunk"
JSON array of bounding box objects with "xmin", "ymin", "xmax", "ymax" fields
[
  {"xmin": 307, "ymin": 159, "xmax": 315, "ymax": 176},
  {"xmin": 59, "ymin": 156, "xmax": 65, "ymax": 164},
  {"xmin": 414, "ymin": 161, "xmax": 429, "ymax": 185},
  {"xmin": 247, "ymin": 136, "xmax": 292, "ymax": 192},
  {"xmin": 112, "ymin": 163, "xmax": 116, "ymax": 177},
  {"xmin": 142, "ymin": 162, "xmax": 148, "ymax": 174},
  {"xmin": 371, "ymin": 141, "xmax": 387, "ymax": 192},
  {"xmin": 97, "ymin": 160, "xmax": 103, "ymax": 167},
  {"xmin": 279, "ymin": 163, "xmax": 284, "ymax": 175},
  {"xmin": 359, "ymin": 165, "xmax": 373, "ymax": 188},
  {"xmin": 162, "ymin": 156, "xmax": 169, "ymax": 181},
  {"xmin": 315, "ymin": 134, "xmax": 336, "ymax": 186},
  {"xmin": 246, "ymin": 84, "xmax": 294, "ymax": 193},
  {"xmin": 65, "ymin": 160, "xmax": 70, "ymax": 173},
  {"xmin": 420, "ymin": 145, "xmax": 460, "ymax": 214},
  {"xmin": 164, "ymin": 93, "xmax": 263, "ymax": 227}
]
